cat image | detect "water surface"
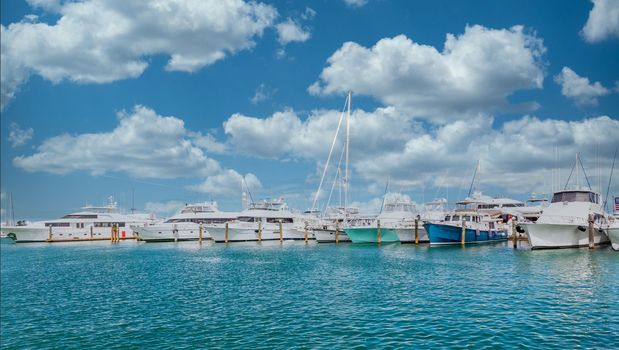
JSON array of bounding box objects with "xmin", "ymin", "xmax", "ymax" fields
[{"xmin": 1, "ymin": 240, "xmax": 618, "ymax": 348}]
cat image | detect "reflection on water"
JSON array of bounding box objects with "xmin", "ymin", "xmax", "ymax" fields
[{"xmin": 1, "ymin": 241, "xmax": 618, "ymax": 348}]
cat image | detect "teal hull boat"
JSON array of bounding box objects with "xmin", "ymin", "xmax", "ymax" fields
[{"xmin": 345, "ymin": 227, "xmax": 400, "ymax": 243}]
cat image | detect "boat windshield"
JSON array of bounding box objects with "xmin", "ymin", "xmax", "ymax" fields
[
  {"xmin": 551, "ymin": 191, "xmax": 599, "ymax": 204},
  {"xmin": 62, "ymin": 214, "xmax": 98, "ymax": 219}
]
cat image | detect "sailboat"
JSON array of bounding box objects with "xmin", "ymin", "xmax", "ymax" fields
[{"xmin": 308, "ymin": 91, "xmax": 354, "ymax": 243}]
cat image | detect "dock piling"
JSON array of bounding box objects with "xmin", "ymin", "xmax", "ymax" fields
[
  {"xmin": 90, "ymin": 226, "xmax": 93, "ymax": 239},
  {"xmin": 461, "ymin": 220, "xmax": 466, "ymax": 246},
  {"xmin": 335, "ymin": 222, "xmax": 340, "ymax": 244},
  {"xmin": 414, "ymin": 219, "xmax": 419, "ymax": 245},
  {"xmin": 279, "ymin": 221, "xmax": 283, "ymax": 243},
  {"xmin": 304, "ymin": 222, "xmax": 308, "ymax": 243},
  {"xmin": 48, "ymin": 226, "xmax": 52, "ymax": 241},
  {"xmin": 258, "ymin": 222, "xmax": 262, "ymax": 242},
  {"xmin": 199, "ymin": 224, "xmax": 203, "ymax": 243},
  {"xmin": 512, "ymin": 218, "xmax": 517, "ymax": 248},
  {"xmin": 225, "ymin": 222, "xmax": 229, "ymax": 243},
  {"xmin": 377, "ymin": 219, "xmax": 381, "ymax": 244},
  {"xmin": 588, "ymin": 214, "xmax": 595, "ymax": 249}
]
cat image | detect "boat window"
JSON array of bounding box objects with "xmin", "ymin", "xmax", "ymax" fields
[
  {"xmin": 94, "ymin": 222, "xmax": 126, "ymax": 228},
  {"xmin": 452, "ymin": 215, "xmax": 460, "ymax": 221},
  {"xmin": 237, "ymin": 217, "xmax": 255, "ymax": 222},
  {"xmin": 444, "ymin": 215, "xmax": 451, "ymax": 221},
  {"xmin": 63, "ymin": 214, "xmax": 98, "ymax": 219},
  {"xmin": 551, "ymin": 192, "xmax": 595, "ymax": 203},
  {"xmin": 267, "ymin": 218, "xmax": 294, "ymax": 223},
  {"xmin": 45, "ymin": 222, "xmax": 70, "ymax": 227},
  {"xmin": 489, "ymin": 222, "xmax": 495, "ymax": 229},
  {"xmin": 463, "ymin": 215, "xmax": 471, "ymax": 221}
]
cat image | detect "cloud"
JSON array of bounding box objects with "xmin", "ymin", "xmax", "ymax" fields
[
  {"xmin": 301, "ymin": 7, "xmax": 316, "ymax": 20},
  {"xmin": 1, "ymin": 0, "xmax": 278, "ymax": 110},
  {"xmin": 144, "ymin": 200, "xmax": 186, "ymax": 218},
  {"xmin": 250, "ymin": 83, "xmax": 277, "ymax": 104},
  {"xmin": 13, "ymin": 105, "xmax": 223, "ymax": 178},
  {"xmin": 190, "ymin": 169, "xmax": 262, "ymax": 196},
  {"xmin": 275, "ymin": 18, "xmax": 311, "ymax": 45},
  {"xmin": 343, "ymin": 0, "xmax": 368, "ymax": 7},
  {"xmin": 26, "ymin": 0, "xmax": 63, "ymax": 12},
  {"xmin": 220, "ymin": 105, "xmax": 618, "ymax": 197},
  {"xmin": 581, "ymin": 0, "xmax": 619, "ymax": 43},
  {"xmin": 309, "ymin": 25, "xmax": 546, "ymax": 121},
  {"xmin": 554, "ymin": 67, "xmax": 610, "ymax": 106},
  {"xmin": 8, "ymin": 122, "xmax": 34, "ymax": 147}
]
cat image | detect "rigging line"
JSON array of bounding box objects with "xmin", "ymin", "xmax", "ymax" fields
[
  {"xmin": 325, "ymin": 141, "xmax": 347, "ymax": 214},
  {"xmin": 311, "ymin": 96, "xmax": 348, "ymax": 211},
  {"xmin": 577, "ymin": 153, "xmax": 592, "ymax": 190},
  {"xmin": 603, "ymin": 146, "xmax": 618, "ymax": 212},
  {"xmin": 379, "ymin": 178, "xmax": 390, "ymax": 215},
  {"xmin": 467, "ymin": 160, "xmax": 479, "ymax": 198},
  {"xmin": 563, "ymin": 155, "xmax": 577, "ymax": 190}
]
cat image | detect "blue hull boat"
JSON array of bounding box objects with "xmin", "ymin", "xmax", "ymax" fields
[{"xmin": 424, "ymin": 222, "xmax": 507, "ymax": 245}]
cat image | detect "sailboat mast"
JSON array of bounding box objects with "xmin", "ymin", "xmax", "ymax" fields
[{"xmin": 344, "ymin": 91, "xmax": 351, "ymax": 225}]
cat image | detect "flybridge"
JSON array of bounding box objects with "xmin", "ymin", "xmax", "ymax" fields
[{"xmin": 551, "ymin": 190, "xmax": 600, "ymax": 204}]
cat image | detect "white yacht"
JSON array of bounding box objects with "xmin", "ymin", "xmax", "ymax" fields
[
  {"xmin": 131, "ymin": 202, "xmax": 237, "ymax": 242},
  {"xmin": 521, "ymin": 189, "xmax": 609, "ymax": 249},
  {"xmin": 382, "ymin": 196, "xmax": 429, "ymax": 244},
  {"xmin": 208, "ymin": 198, "xmax": 310, "ymax": 242},
  {"xmin": 312, "ymin": 206, "xmax": 356, "ymax": 243},
  {"xmin": 2, "ymin": 197, "xmax": 156, "ymax": 243}
]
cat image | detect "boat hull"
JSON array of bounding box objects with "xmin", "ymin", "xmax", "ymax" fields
[
  {"xmin": 208, "ymin": 225, "xmax": 311, "ymax": 243},
  {"xmin": 393, "ymin": 227, "xmax": 429, "ymax": 243},
  {"xmin": 424, "ymin": 223, "xmax": 507, "ymax": 245},
  {"xmin": 607, "ymin": 227, "xmax": 619, "ymax": 251},
  {"xmin": 345, "ymin": 227, "xmax": 399, "ymax": 243},
  {"xmin": 3, "ymin": 226, "xmax": 136, "ymax": 243},
  {"xmin": 522, "ymin": 222, "xmax": 609, "ymax": 249},
  {"xmin": 313, "ymin": 229, "xmax": 351, "ymax": 243},
  {"xmin": 133, "ymin": 225, "xmax": 212, "ymax": 242}
]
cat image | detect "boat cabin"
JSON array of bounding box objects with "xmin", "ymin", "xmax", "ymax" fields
[{"xmin": 551, "ymin": 190, "xmax": 600, "ymax": 204}]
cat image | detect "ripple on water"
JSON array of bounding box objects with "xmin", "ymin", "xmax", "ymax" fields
[{"xmin": 1, "ymin": 242, "xmax": 618, "ymax": 348}]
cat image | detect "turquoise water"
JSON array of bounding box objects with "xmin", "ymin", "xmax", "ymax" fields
[{"xmin": 1, "ymin": 240, "xmax": 618, "ymax": 349}]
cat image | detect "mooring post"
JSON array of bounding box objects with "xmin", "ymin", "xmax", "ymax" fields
[
  {"xmin": 225, "ymin": 222, "xmax": 229, "ymax": 243},
  {"xmin": 512, "ymin": 218, "xmax": 517, "ymax": 248},
  {"xmin": 258, "ymin": 221, "xmax": 262, "ymax": 242},
  {"xmin": 588, "ymin": 213, "xmax": 595, "ymax": 249},
  {"xmin": 414, "ymin": 218, "xmax": 419, "ymax": 245},
  {"xmin": 304, "ymin": 222, "xmax": 308, "ymax": 243},
  {"xmin": 199, "ymin": 224, "xmax": 203, "ymax": 243},
  {"xmin": 335, "ymin": 221, "xmax": 340, "ymax": 244},
  {"xmin": 90, "ymin": 226, "xmax": 93, "ymax": 239},
  {"xmin": 461, "ymin": 219, "xmax": 466, "ymax": 246},
  {"xmin": 377, "ymin": 219, "xmax": 381, "ymax": 244},
  {"xmin": 48, "ymin": 226, "xmax": 52, "ymax": 242},
  {"xmin": 279, "ymin": 221, "xmax": 283, "ymax": 243}
]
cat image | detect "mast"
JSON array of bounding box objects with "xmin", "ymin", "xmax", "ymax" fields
[
  {"xmin": 344, "ymin": 91, "xmax": 351, "ymax": 226},
  {"xmin": 10, "ymin": 192, "xmax": 15, "ymax": 226},
  {"xmin": 467, "ymin": 160, "xmax": 480, "ymax": 197},
  {"xmin": 131, "ymin": 188, "xmax": 136, "ymax": 214}
]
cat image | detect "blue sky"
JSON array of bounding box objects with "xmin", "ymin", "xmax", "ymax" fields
[{"xmin": 1, "ymin": 0, "xmax": 618, "ymax": 221}]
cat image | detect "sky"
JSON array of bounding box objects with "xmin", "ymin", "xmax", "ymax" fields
[{"xmin": 1, "ymin": 0, "xmax": 618, "ymax": 221}]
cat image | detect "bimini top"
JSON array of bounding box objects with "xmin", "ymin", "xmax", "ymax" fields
[{"xmin": 551, "ymin": 190, "xmax": 601, "ymax": 204}]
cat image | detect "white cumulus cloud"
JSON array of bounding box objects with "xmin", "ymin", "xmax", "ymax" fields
[
  {"xmin": 1, "ymin": 0, "xmax": 278, "ymax": 110},
  {"xmin": 8, "ymin": 122, "xmax": 34, "ymax": 147},
  {"xmin": 581, "ymin": 0, "xmax": 619, "ymax": 43},
  {"xmin": 275, "ymin": 18, "xmax": 311, "ymax": 45},
  {"xmin": 13, "ymin": 105, "xmax": 222, "ymax": 178},
  {"xmin": 190, "ymin": 170, "xmax": 262, "ymax": 196},
  {"xmin": 343, "ymin": 0, "xmax": 368, "ymax": 7},
  {"xmin": 309, "ymin": 25, "xmax": 546, "ymax": 121},
  {"xmin": 554, "ymin": 67, "xmax": 610, "ymax": 106}
]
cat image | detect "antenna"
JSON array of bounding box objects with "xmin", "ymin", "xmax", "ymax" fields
[
  {"xmin": 10, "ymin": 192, "xmax": 15, "ymax": 226},
  {"xmin": 130, "ymin": 188, "xmax": 136, "ymax": 214}
]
